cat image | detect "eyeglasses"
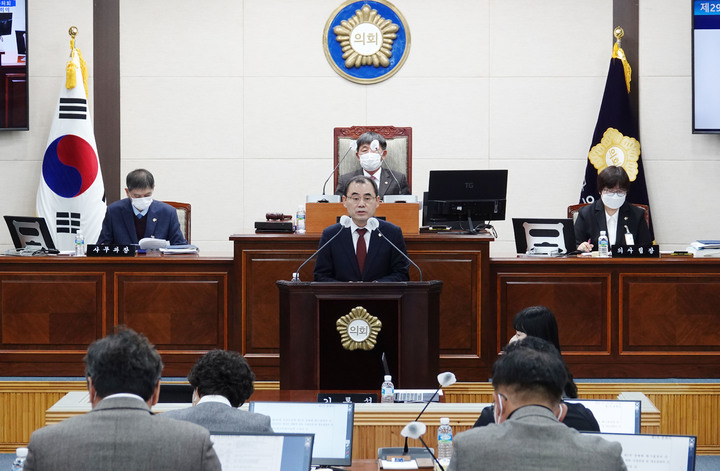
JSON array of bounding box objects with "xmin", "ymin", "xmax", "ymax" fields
[
  {"xmin": 346, "ymin": 196, "xmax": 377, "ymax": 204},
  {"xmin": 601, "ymin": 190, "xmax": 627, "ymax": 197}
]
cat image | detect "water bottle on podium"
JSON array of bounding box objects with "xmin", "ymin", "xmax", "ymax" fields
[
  {"xmin": 11, "ymin": 447, "xmax": 28, "ymax": 471},
  {"xmin": 598, "ymin": 230, "xmax": 609, "ymax": 258},
  {"xmin": 381, "ymin": 375, "xmax": 394, "ymax": 403},
  {"xmin": 437, "ymin": 417, "xmax": 453, "ymax": 465}
]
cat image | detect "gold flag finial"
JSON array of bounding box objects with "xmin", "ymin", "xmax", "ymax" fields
[
  {"xmin": 69, "ymin": 26, "xmax": 78, "ymax": 38},
  {"xmin": 611, "ymin": 26, "xmax": 631, "ymax": 93},
  {"xmin": 614, "ymin": 26, "xmax": 624, "ymax": 41}
]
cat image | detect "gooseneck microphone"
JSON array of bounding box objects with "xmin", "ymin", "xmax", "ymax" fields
[
  {"xmin": 322, "ymin": 141, "xmax": 358, "ymax": 196},
  {"xmin": 291, "ymin": 215, "xmax": 351, "ymax": 281},
  {"xmin": 367, "ymin": 218, "xmax": 422, "ymax": 281},
  {"xmin": 380, "ymin": 159, "xmax": 403, "ymax": 197}
]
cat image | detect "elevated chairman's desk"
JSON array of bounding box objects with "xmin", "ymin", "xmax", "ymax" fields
[{"xmin": 1, "ymin": 237, "xmax": 720, "ymax": 379}]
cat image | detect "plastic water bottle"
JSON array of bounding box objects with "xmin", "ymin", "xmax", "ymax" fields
[
  {"xmin": 11, "ymin": 447, "xmax": 27, "ymax": 471},
  {"xmin": 296, "ymin": 206, "xmax": 306, "ymax": 234},
  {"xmin": 437, "ymin": 417, "xmax": 453, "ymax": 464},
  {"xmin": 381, "ymin": 375, "xmax": 394, "ymax": 403},
  {"xmin": 74, "ymin": 231, "xmax": 85, "ymax": 256},
  {"xmin": 598, "ymin": 230, "xmax": 609, "ymax": 258}
]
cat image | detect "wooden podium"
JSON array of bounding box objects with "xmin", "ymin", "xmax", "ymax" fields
[
  {"xmin": 277, "ymin": 280, "xmax": 442, "ymax": 390},
  {"xmin": 305, "ymin": 202, "xmax": 420, "ymax": 234}
]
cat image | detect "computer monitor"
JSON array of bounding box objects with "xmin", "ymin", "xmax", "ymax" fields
[
  {"xmin": 249, "ymin": 401, "xmax": 354, "ymax": 467},
  {"xmin": 4, "ymin": 216, "xmax": 57, "ymax": 252},
  {"xmin": 512, "ymin": 218, "xmax": 575, "ymax": 256},
  {"xmin": 210, "ymin": 432, "xmax": 314, "ymax": 471},
  {"xmin": 584, "ymin": 432, "xmax": 696, "ymax": 471},
  {"xmin": 565, "ymin": 399, "xmax": 641, "ymax": 434},
  {"xmin": 0, "ymin": 13, "xmax": 11, "ymax": 36},
  {"xmin": 423, "ymin": 169, "xmax": 508, "ymax": 231}
]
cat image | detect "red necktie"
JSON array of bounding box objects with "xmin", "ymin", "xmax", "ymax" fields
[{"xmin": 356, "ymin": 228, "xmax": 367, "ymax": 273}]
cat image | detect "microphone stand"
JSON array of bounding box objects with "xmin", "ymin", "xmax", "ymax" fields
[
  {"xmin": 291, "ymin": 217, "xmax": 349, "ymax": 281},
  {"xmin": 403, "ymin": 385, "xmax": 440, "ymax": 453},
  {"xmin": 373, "ymin": 221, "xmax": 422, "ymax": 281},
  {"xmin": 322, "ymin": 143, "xmax": 356, "ymax": 197}
]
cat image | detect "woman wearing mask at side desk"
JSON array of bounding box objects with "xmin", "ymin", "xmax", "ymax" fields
[
  {"xmin": 575, "ymin": 165, "xmax": 651, "ymax": 253},
  {"xmin": 473, "ymin": 306, "xmax": 600, "ymax": 432}
]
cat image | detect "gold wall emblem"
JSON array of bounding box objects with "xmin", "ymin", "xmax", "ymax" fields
[
  {"xmin": 336, "ymin": 306, "xmax": 382, "ymax": 351},
  {"xmin": 588, "ymin": 127, "xmax": 640, "ymax": 181},
  {"xmin": 333, "ymin": 4, "xmax": 398, "ymax": 69}
]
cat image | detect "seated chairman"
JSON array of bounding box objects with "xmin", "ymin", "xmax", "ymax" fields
[
  {"xmin": 164, "ymin": 350, "xmax": 273, "ymax": 433},
  {"xmin": 25, "ymin": 328, "xmax": 220, "ymax": 471},
  {"xmin": 575, "ymin": 165, "xmax": 651, "ymax": 252},
  {"xmin": 334, "ymin": 131, "xmax": 410, "ymax": 198},
  {"xmin": 97, "ymin": 168, "xmax": 187, "ymax": 245},
  {"xmin": 315, "ymin": 175, "xmax": 409, "ymax": 282},
  {"xmin": 448, "ymin": 337, "xmax": 626, "ymax": 471}
]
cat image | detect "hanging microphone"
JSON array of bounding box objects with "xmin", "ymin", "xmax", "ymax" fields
[
  {"xmin": 291, "ymin": 216, "xmax": 351, "ymax": 281},
  {"xmin": 368, "ymin": 218, "xmax": 422, "ymax": 281},
  {"xmin": 322, "ymin": 141, "xmax": 358, "ymax": 196},
  {"xmin": 380, "ymin": 159, "xmax": 403, "ymax": 198}
]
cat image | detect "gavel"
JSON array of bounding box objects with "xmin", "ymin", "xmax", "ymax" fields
[{"xmin": 265, "ymin": 213, "xmax": 292, "ymax": 221}]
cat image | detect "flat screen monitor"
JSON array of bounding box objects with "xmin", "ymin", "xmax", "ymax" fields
[
  {"xmin": 4, "ymin": 216, "xmax": 56, "ymax": 251},
  {"xmin": 565, "ymin": 399, "xmax": 641, "ymax": 434},
  {"xmin": 424, "ymin": 169, "xmax": 508, "ymax": 230},
  {"xmin": 584, "ymin": 432, "xmax": 696, "ymax": 471},
  {"xmin": 0, "ymin": 0, "xmax": 28, "ymax": 130},
  {"xmin": 210, "ymin": 432, "xmax": 314, "ymax": 471},
  {"xmin": 512, "ymin": 218, "xmax": 575, "ymax": 256},
  {"xmin": 249, "ymin": 401, "xmax": 354, "ymax": 467},
  {"xmin": 0, "ymin": 12, "xmax": 11, "ymax": 35},
  {"xmin": 693, "ymin": 0, "xmax": 720, "ymax": 133}
]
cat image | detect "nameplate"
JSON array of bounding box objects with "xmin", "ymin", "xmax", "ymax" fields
[
  {"xmin": 612, "ymin": 244, "xmax": 660, "ymax": 258},
  {"xmin": 317, "ymin": 393, "xmax": 377, "ymax": 404},
  {"xmin": 87, "ymin": 244, "xmax": 137, "ymax": 257}
]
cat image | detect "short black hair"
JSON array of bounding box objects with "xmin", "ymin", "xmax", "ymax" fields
[
  {"xmin": 187, "ymin": 350, "xmax": 255, "ymax": 407},
  {"xmin": 492, "ymin": 337, "xmax": 567, "ymax": 403},
  {"xmin": 513, "ymin": 306, "xmax": 562, "ymax": 353},
  {"xmin": 356, "ymin": 131, "xmax": 387, "ymax": 151},
  {"xmin": 126, "ymin": 169, "xmax": 155, "ymax": 191},
  {"xmin": 345, "ymin": 175, "xmax": 378, "ymax": 197},
  {"xmin": 597, "ymin": 165, "xmax": 629, "ymax": 192},
  {"xmin": 85, "ymin": 327, "xmax": 163, "ymax": 401}
]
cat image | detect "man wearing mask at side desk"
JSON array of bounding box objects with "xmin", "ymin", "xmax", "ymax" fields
[
  {"xmin": 315, "ymin": 175, "xmax": 409, "ymax": 282},
  {"xmin": 335, "ymin": 131, "xmax": 410, "ymax": 199},
  {"xmin": 97, "ymin": 168, "xmax": 187, "ymax": 245}
]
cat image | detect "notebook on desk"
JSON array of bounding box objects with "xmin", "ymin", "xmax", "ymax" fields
[{"xmin": 210, "ymin": 432, "xmax": 314, "ymax": 471}]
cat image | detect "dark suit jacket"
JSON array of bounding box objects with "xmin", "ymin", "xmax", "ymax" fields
[
  {"xmin": 473, "ymin": 402, "xmax": 600, "ymax": 432},
  {"xmin": 335, "ymin": 168, "xmax": 410, "ymax": 198},
  {"xmin": 163, "ymin": 402, "xmax": 273, "ymax": 434},
  {"xmin": 574, "ymin": 199, "xmax": 651, "ymax": 249},
  {"xmin": 24, "ymin": 396, "xmax": 220, "ymax": 471},
  {"xmin": 448, "ymin": 405, "xmax": 626, "ymax": 471},
  {"xmin": 313, "ymin": 219, "xmax": 409, "ymax": 282},
  {"xmin": 97, "ymin": 199, "xmax": 187, "ymax": 245}
]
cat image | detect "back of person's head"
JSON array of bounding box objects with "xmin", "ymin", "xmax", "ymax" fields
[
  {"xmin": 597, "ymin": 165, "xmax": 630, "ymax": 192},
  {"xmin": 356, "ymin": 131, "xmax": 387, "ymax": 151},
  {"xmin": 126, "ymin": 168, "xmax": 155, "ymax": 191},
  {"xmin": 493, "ymin": 336, "xmax": 567, "ymax": 404},
  {"xmin": 188, "ymin": 350, "xmax": 255, "ymax": 407},
  {"xmin": 345, "ymin": 175, "xmax": 378, "ymax": 196},
  {"xmin": 85, "ymin": 327, "xmax": 163, "ymax": 401},
  {"xmin": 513, "ymin": 305, "xmax": 562, "ymax": 352}
]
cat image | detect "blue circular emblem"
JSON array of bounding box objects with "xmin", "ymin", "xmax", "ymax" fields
[{"xmin": 323, "ymin": 0, "xmax": 411, "ymax": 84}]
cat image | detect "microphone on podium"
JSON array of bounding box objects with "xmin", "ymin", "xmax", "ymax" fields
[
  {"xmin": 367, "ymin": 218, "xmax": 423, "ymax": 281},
  {"xmin": 321, "ymin": 141, "xmax": 358, "ymax": 196},
  {"xmin": 291, "ymin": 215, "xmax": 351, "ymax": 281}
]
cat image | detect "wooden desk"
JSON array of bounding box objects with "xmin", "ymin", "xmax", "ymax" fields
[
  {"xmin": 491, "ymin": 256, "xmax": 720, "ymax": 378},
  {"xmin": 0, "ymin": 254, "xmax": 233, "ymax": 376},
  {"xmin": 231, "ymin": 232, "xmax": 493, "ymax": 381}
]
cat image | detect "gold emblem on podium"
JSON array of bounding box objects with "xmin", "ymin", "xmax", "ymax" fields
[{"xmin": 336, "ymin": 306, "xmax": 382, "ymax": 351}]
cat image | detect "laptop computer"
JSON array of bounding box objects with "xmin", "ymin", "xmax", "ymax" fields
[
  {"xmin": 584, "ymin": 432, "xmax": 696, "ymax": 470},
  {"xmin": 565, "ymin": 399, "xmax": 641, "ymax": 434},
  {"xmin": 210, "ymin": 432, "xmax": 314, "ymax": 471},
  {"xmin": 512, "ymin": 218, "xmax": 575, "ymax": 256},
  {"xmin": 4, "ymin": 216, "xmax": 57, "ymax": 253}
]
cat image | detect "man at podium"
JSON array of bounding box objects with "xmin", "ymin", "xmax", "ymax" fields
[{"xmin": 314, "ymin": 175, "xmax": 409, "ymax": 282}]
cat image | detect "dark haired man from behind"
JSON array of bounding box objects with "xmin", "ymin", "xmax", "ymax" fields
[
  {"xmin": 97, "ymin": 168, "xmax": 187, "ymax": 245},
  {"xmin": 24, "ymin": 328, "xmax": 220, "ymax": 471},
  {"xmin": 164, "ymin": 350, "xmax": 273, "ymax": 433},
  {"xmin": 448, "ymin": 337, "xmax": 626, "ymax": 471}
]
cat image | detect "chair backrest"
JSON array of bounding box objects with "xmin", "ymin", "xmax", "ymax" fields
[
  {"xmin": 333, "ymin": 126, "xmax": 412, "ymax": 193},
  {"xmin": 567, "ymin": 202, "xmax": 650, "ymax": 227},
  {"xmin": 164, "ymin": 201, "xmax": 191, "ymax": 243}
]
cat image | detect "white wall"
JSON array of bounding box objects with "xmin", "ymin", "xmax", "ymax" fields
[{"xmin": 1, "ymin": 0, "xmax": 718, "ymax": 255}]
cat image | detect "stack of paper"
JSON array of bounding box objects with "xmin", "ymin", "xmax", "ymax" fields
[
  {"xmin": 688, "ymin": 240, "xmax": 720, "ymax": 257},
  {"xmin": 160, "ymin": 244, "xmax": 199, "ymax": 254}
]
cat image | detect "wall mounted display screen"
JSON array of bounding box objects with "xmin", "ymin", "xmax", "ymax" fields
[
  {"xmin": 693, "ymin": 0, "xmax": 720, "ymax": 133},
  {"xmin": 0, "ymin": 0, "xmax": 28, "ymax": 130}
]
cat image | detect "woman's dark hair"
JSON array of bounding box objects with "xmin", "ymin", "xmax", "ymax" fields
[
  {"xmin": 512, "ymin": 306, "xmax": 578, "ymax": 398},
  {"xmin": 188, "ymin": 350, "xmax": 255, "ymax": 407},
  {"xmin": 597, "ymin": 165, "xmax": 630, "ymax": 192}
]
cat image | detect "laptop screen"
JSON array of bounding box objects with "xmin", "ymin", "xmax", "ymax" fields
[
  {"xmin": 584, "ymin": 432, "xmax": 696, "ymax": 471},
  {"xmin": 210, "ymin": 432, "xmax": 314, "ymax": 471},
  {"xmin": 4, "ymin": 216, "xmax": 57, "ymax": 251},
  {"xmin": 565, "ymin": 399, "xmax": 641, "ymax": 434}
]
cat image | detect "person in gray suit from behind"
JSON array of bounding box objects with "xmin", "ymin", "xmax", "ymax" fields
[
  {"xmin": 24, "ymin": 328, "xmax": 220, "ymax": 471},
  {"xmin": 447, "ymin": 337, "xmax": 627, "ymax": 471},
  {"xmin": 163, "ymin": 349, "xmax": 273, "ymax": 433}
]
